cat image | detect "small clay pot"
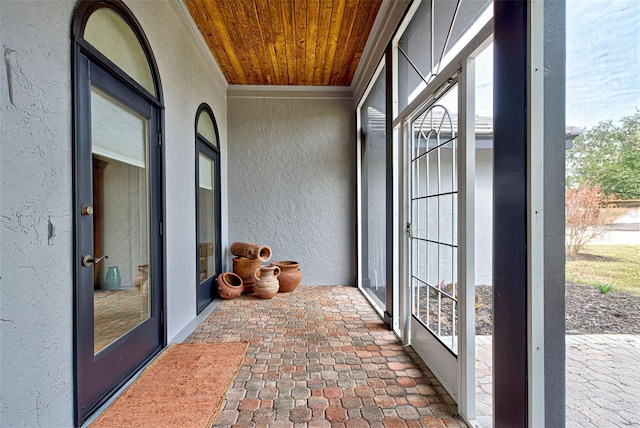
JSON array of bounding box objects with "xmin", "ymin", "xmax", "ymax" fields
[
  {"xmin": 216, "ymin": 272, "xmax": 244, "ymax": 299},
  {"xmin": 254, "ymin": 265, "xmax": 281, "ymax": 299},
  {"xmin": 232, "ymin": 256, "xmax": 261, "ymax": 293},
  {"xmin": 272, "ymin": 261, "xmax": 302, "ymax": 292}
]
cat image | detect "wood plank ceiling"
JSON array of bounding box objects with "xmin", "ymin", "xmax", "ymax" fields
[{"xmin": 183, "ymin": 0, "xmax": 383, "ymax": 86}]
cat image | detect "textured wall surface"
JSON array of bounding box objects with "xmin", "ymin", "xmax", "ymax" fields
[
  {"xmin": 228, "ymin": 98, "xmax": 355, "ymax": 285},
  {"xmin": 126, "ymin": 0, "xmax": 229, "ymax": 341},
  {"xmin": 1, "ymin": 1, "xmax": 77, "ymax": 426},
  {"xmin": 0, "ymin": 1, "xmax": 228, "ymax": 425},
  {"xmin": 475, "ymin": 149, "xmax": 493, "ymax": 286}
]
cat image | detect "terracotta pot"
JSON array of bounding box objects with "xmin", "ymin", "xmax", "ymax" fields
[
  {"xmin": 254, "ymin": 245, "xmax": 272, "ymax": 262},
  {"xmin": 134, "ymin": 264, "xmax": 149, "ymax": 297},
  {"xmin": 272, "ymin": 261, "xmax": 302, "ymax": 292},
  {"xmin": 216, "ymin": 272, "xmax": 244, "ymax": 299},
  {"xmin": 230, "ymin": 242, "xmax": 258, "ymax": 259},
  {"xmin": 254, "ymin": 265, "xmax": 281, "ymax": 299},
  {"xmin": 230, "ymin": 242, "xmax": 272, "ymax": 262},
  {"xmin": 232, "ymin": 257, "xmax": 261, "ymax": 294}
]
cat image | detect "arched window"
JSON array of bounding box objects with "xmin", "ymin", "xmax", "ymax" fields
[
  {"xmin": 72, "ymin": 1, "xmax": 164, "ymax": 424},
  {"xmin": 195, "ymin": 104, "xmax": 221, "ymax": 314}
]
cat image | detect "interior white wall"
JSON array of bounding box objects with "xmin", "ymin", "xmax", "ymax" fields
[
  {"xmin": 0, "ymin": 1, "xmax": 228, "ymax": 426},
  {"xmin": 227, "ymin": 98, "xmax": 355, "ymax": 285}
]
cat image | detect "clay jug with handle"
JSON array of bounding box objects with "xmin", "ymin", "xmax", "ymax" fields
[{"xmin": 254, "ymin": 265, "xmax": 281, "ymax": 299}]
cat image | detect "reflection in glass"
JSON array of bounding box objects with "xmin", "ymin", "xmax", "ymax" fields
[
  {"xmin": 199, "ymin": 153, "xmax": 217, "ymax": 283},
  {"xmin": 84, "ymin": 8, "xmax": 155, "ymax": 94},
  {"xmin": 91, "ymin": 86, "xmax": 150, "ymax": 354},
  {"xmin": 197, "ymin": 112, "xmax": 218, "ymax": 148}
]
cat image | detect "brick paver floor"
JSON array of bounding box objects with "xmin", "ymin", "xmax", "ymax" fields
[{"xmin": 186, "ymin": 285, "xmax": 467, "ymax": 427}]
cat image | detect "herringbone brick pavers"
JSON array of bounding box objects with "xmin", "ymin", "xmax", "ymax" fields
[{"xmin": 186, "ymin": 285, "xmax": 466, "ymax": 427}]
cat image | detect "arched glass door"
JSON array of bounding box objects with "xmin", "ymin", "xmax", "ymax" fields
[
  {"xmin": 195, "ymin": 105, "xmax": 221, "ymax": 313},
  {"xmin": 72, "ymin": 2, "xmax": 164, "ymax": 424}
]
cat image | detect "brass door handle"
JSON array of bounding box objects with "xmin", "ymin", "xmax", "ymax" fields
[{"xmin": 82, "ymin": 255, "xmax": 108, "ymax": 267}]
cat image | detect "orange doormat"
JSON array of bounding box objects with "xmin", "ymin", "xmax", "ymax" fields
[{"xmin": 90, "ymin": 342, "xmax": 248, "ymax": 428}]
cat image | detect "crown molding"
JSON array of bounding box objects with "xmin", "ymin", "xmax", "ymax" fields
[
  {"xmin": 173, "ymin": 0, "xmax": 228, "ymax": 89},
  {"xmin": 227, "ymin": 85, "xmax": 353, "ymax": 100},
  {"xmin": 351, "ymin": 0, "xmax": 412, "ymax": 106}
]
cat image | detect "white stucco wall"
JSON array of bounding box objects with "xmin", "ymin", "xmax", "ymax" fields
[
  {"xmin": 124, "ymin": 0, "xmax": 229, "ymax": 341},
  {"xmin": 475, "ymin": 149, "xmax": 493, "ymax": 286},
  {"xmin": 227, "ymin": 98, "xmax": 355, "ymax": 285},
  {"xmin": 1, "ymin": 2, "xmax": 77, "ymax": 425},
  {"xmin": 0, "ymin": 1, "xmax": 228, "ymax": 426}
]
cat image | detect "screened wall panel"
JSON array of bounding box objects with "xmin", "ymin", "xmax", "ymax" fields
[
  {"xmin": 397, "ymin": 0, "xmax": 491, "ymax": 112},
  {"xmin": 398, "ymin": 0, "xmax": 432, "ymax": 112},
  {"xmin": 360, "ymin": 67, "xmax": 387, "ymax": 311}
]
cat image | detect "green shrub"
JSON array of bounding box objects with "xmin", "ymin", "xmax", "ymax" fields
[{"xmin": 595, "ymin": 282, "xmax": 613, "ymax": 294}]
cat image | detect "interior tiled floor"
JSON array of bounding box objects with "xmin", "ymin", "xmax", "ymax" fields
[{"xmin": 186, "ymin": 285, "xmax": 466, "ymax": 427}]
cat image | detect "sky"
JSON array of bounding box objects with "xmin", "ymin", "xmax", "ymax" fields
[
  {"xmin": 471, "ymin": 0, "xmax": 640, "ymax": 131},
  {"xmin": 566, "ymin": 0, "xmax": 640, "ymax": 129}
]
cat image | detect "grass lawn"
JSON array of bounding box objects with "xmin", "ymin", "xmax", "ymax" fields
[{"xmin": 566, "ymin": 245, "xmax": 640, "ymax": 295}]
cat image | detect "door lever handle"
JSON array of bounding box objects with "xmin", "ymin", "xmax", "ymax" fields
[{"xmin": 82, "ymin": 255, "xmax": 108, "ymax": 267}]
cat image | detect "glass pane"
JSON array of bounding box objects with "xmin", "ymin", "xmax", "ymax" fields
[
  {"xmin": 197, "ymin": 111, "xmax": 218, "ymax": 147},
  {"xmin": 199, "ymin": 153, "xmax": 217, "ymax": 283},
  {"xmin": 361, "ymin": 65, "xmax": 387, "ymax": 309},
  {"xmin": 91, "ymin": 86, "xmax": 150, "ymax": 355},
  {"xmin": 84, "ymin": 8, "xmax": 155, "ymax": 95}
]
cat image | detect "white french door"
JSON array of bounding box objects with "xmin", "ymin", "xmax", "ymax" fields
[
  {"xmin": 406, "ymin": 76, "xmax": 467, "ymax": 400},
  {"xmin": 399, "ymin": 27, "xmax": 491, "ymax": 425}
]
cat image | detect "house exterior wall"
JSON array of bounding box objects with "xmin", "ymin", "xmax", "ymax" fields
[
  {"xmin": 1, "ymin": 2, "xmax": 77, "ymax": 425},
  {"xmin": 475, "ymin": 148, "xmax": 493, "ymax": 286},
  {"xmin": 228, "ymin": 98, "xmax": 355, "ymax": 285},
  {"xmin": 0, "ymin": 1, "xmax": 228, "ymax": 426}
]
